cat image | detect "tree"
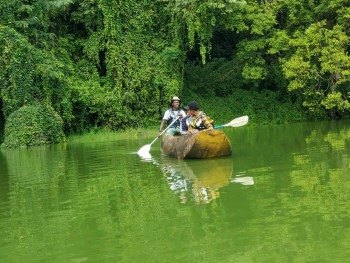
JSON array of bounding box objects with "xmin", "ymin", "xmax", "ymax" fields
[{"xmin": 282, "ymin": 21, "xmax": 350, "ymax": 117}]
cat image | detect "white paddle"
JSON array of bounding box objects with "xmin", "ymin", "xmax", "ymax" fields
[
  {"xmin": 138, "ymin": 116, "xmax": 180, "ymax": 156},
  {"xmin": 214, "ymin": 116, "xmax": 249, "ymax": 129}
]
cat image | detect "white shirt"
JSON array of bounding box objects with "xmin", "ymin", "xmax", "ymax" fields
[{"xmin": 163, "ymin": 109, "xmax": 186, "ymax": 121}]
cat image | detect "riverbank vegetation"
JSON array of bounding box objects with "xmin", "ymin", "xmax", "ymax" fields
[
  {"xmin": 0, "ymin": 0, "xmax": 349, "ymax": 147},
  {"xmin": 67, "ymin": 127, "xmax": 156, "ymax": 144}
]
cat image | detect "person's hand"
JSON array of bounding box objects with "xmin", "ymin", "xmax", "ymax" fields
[
  {"xmin": 188, "ymin": 129, "xmax": 198, "ymax": 135},
  {"xmin": 178, "ymin": 113, "xmax": 183, "ymax": 118},
  {"xmin": 207, "ymin": 129, "xmax": 215, "ymax": 135},
  {"xmin": 158, "ymin": 131, "xmax": 162, "ymax": 137}
]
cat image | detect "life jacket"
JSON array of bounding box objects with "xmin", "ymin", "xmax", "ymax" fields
[
  {"xmin": 190, "ymin": 112, "xmax": 214, "ymax": 130},
  {"xmin": 167, "ymin": 109, "xmax": 181, "ymax": 128}
]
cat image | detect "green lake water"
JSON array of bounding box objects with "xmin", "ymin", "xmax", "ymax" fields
[{"xmin": 1, "ymin": 120, "xmax": 350, "ymax": 262}]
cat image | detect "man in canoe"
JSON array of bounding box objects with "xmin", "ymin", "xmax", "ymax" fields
[
  {"xmin": 158, "ymin": 96, "xmax": 186, "ymax": 137},
  {"xmin": 186, "ymin": 101, "xmax": 214, "ymax": 134}
]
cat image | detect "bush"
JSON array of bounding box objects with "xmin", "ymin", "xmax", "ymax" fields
[
  {"xmin": 2, "ymin": 103, "xmax": 65, "ymax": 148},
  {"xmin": 182, "ymin": 59, "xmax": 312, "ymax": 124},
  {"xmin": 181, "ymin": 89, "xmax": 309, "ymax": 125}
]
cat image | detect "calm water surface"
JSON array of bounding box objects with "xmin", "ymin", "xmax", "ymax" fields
[{"xmin": 1, "ymin": 120, "xmax": 350, "ymax": 262}]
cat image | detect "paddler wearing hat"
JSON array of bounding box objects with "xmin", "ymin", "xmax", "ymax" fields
[{"xmin": 158, "ymin": 96, "xmax": 186, "ymax": 137}]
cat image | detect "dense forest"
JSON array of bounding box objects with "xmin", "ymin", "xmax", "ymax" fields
[{"xmin": 0, "ymin": 0, "xmax": 349, "ymax": 147}]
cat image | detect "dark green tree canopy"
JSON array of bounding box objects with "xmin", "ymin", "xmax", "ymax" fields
[{"xmin": 0, "ymin": 0, "xmax": 349, "ymax": 146}]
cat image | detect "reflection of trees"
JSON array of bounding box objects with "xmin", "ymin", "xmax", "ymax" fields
[
  {"xmin": 0, "ymin": 121, "xmax": 349, "ymax": 262},
  {"xmin": 229, "ymin": 121, "xmax": 350, "ymax": 262},
  {"xmin": 0, "ymin": 145, "xmax": 72, "ymax": 263},
  {"xmin": 289, "ymin": 123, "xmax": 350, "ymax": 221},
  {"xmin": 0, "ymin": 143, "xmax": 233, "ymax": 262},
  {"xmin": 0, "ymin": 151, "xmax": 9, "ymax": 210}
]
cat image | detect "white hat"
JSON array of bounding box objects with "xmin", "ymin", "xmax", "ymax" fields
[{"xmin": 171, "ymin": 96, "xmax": 181, "ymax": 102}]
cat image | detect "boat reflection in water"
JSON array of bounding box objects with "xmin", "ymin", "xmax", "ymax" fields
[{"xmin": 160, "ymin": 156, "xmax": 254, "ymax": 204}]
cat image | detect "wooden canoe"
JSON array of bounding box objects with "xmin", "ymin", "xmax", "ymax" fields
[{"xmin": 161, "ymin": 129, "xmax": 232, "ymax": 159}]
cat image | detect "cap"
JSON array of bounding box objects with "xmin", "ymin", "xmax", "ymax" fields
[
  {"xmin": 188, "ymin": 101, "xmax": 199, "ymax": 111},
  {"xmin": 183, "ymin": 105, "xmax": 189, "ymax": 110}
]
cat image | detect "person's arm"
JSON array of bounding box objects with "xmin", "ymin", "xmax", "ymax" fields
[
  {"xmin": 158, "ymin": 119, "xmax": 167, "ymax": 137},
  {"xmin": 178, "ymin": 110, "xmax": 186, "ymax": 119},
  {"xmin": 188, "ymin": 126, "xmax": 199, "ymax": 134},
  {"xmin": 188, "ymin": 126, "xmax": 193, "ymax": 134},
  {"xmin": 202, "ymin": 115, "xmax": 213, "ymax": 130},
  {"xmin": 158, "ymin": 110, "xmax": 170, "ymax": 137},
  {"xmin": 188, "ymin": 121, "xmax": 198, "ymax": 134}
]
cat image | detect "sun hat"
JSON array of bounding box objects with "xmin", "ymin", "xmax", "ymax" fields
[
  {"xmin": 171, "ymin": 96, "xmax": 181, "ymax": 102},
  {"xmin": 169, "ymin": 96, "xmax": 181, "ymax": 107}
]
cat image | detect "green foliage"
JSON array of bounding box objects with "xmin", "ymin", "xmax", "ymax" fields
[
  {"xmin": 181, "ymin": 0, "xmax": 350, "ymax": 118},
  {"xmin": 1, "ymin": 0, "xmax": 350, "ymax": 147},
  {"xmin": 0, "ymin": 0, "xmax": 185, "ymax": 142},
  {"xmin": 321, "ymin": 92, "xmax": 350, "ymax": 111},
  {"xmin": 184, "ymin": 58, "xmax": 242, "ymax": 97},
  {"xmin": 0, "ymin": 26, "xmax": 39, "ymax": 117},
  {"xmin": 0, "ymin": 99, "xmax": 4, "ymax": 143},
  {"xmin": 173, "ymin": 0, "xmax": 274, "ymax": 64},
  {"xmin": 282, "ymin": 21, "xmax": 350, "ymax": 115},
  {"xmin": 75, "ymin": 0, "xmax": 184, "ymax": 129},
  {"xmin": 182, "ymin": 88, "xmax": 308, "ymax": 125},
  {"xmin": 2, "ymin": 103, "xmax": 65, "ymax": 148},
  {"xmin": 0, "ymin": 26, "xmax": 74, "ymax": 127}
]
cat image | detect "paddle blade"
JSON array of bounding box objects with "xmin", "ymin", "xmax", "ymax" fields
[
  {"xmin": 226, "ymin": 116, "xmax": 249, "ymax": 127},
  {"xmin": 138, "ymin": 144, "xmax": 151, "ymax": 156},
  {"xmin": 138, "ymin": 151, "xmax": 153, "ymax": 162}
]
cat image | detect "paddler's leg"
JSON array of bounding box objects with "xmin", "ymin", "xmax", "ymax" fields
[{"xmin": 166, "ymin": 127, "xmax": 181, "ymax": 136}]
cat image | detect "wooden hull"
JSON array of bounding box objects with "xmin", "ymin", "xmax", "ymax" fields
[{"xmin": 161, "ymin": 129, "xmax": 232, "ymax": 159}]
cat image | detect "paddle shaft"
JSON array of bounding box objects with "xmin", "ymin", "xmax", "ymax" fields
[{"xmin": 149, "ymin": 116, "xmax": 180, "ymax": 146}]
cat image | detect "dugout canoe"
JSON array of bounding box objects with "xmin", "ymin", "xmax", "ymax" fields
[{"xmin": 160, "ymin": 129, "xmax": 232, "ymax": 159}]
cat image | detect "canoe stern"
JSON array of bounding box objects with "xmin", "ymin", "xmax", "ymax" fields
[
  {"xmin": 161, "ymin": 130, "xmax": 231, "ymax": 159},
  {"xmin": 186, "ymin": 130, "xmax": 231, "ymax": 159}
]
